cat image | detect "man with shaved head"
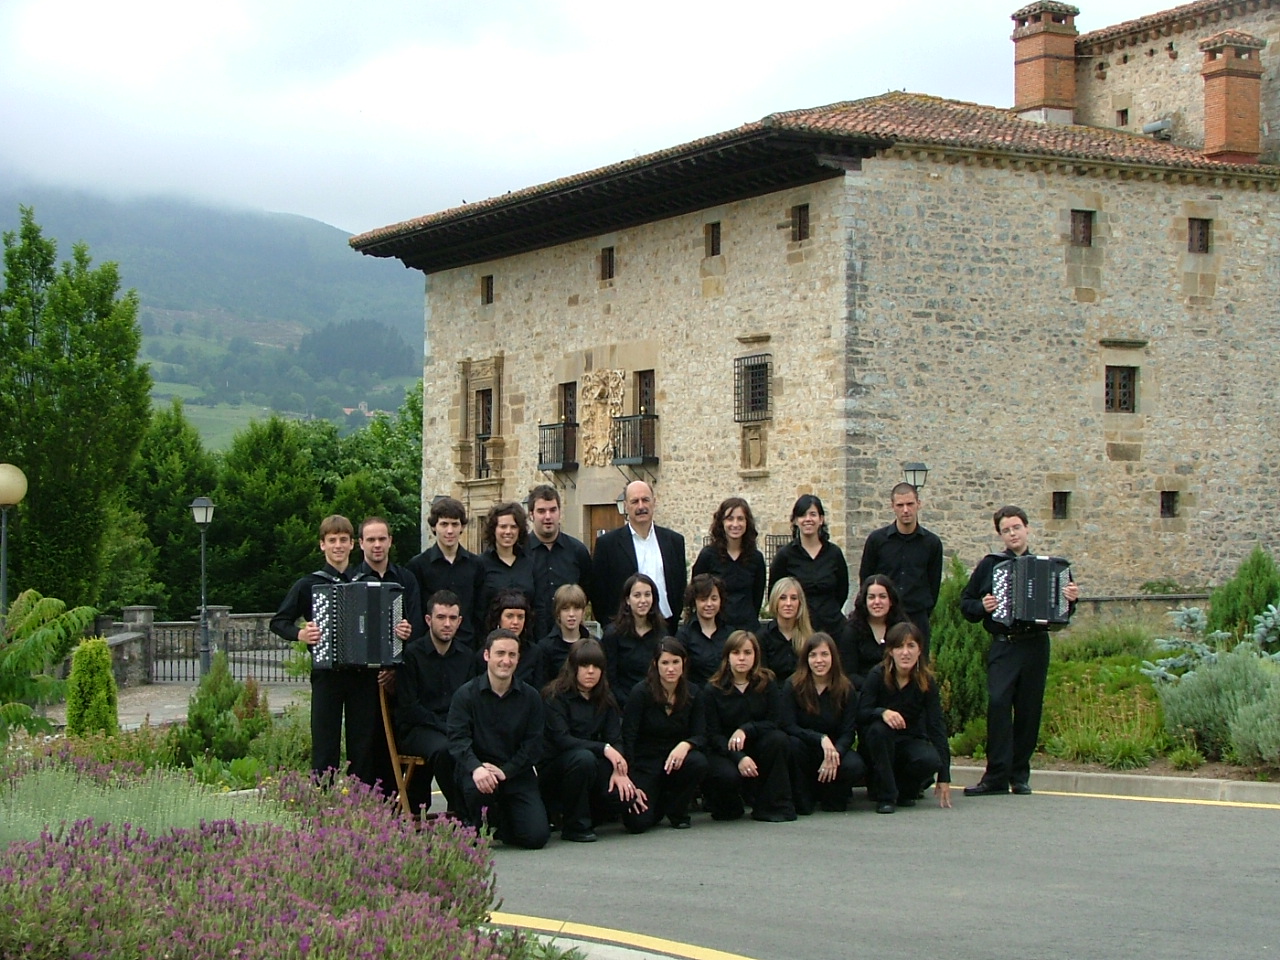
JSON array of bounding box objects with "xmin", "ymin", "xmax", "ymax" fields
[{"xmin": 591, "ymin": 480, "xmax": 687, "ymax": 632}]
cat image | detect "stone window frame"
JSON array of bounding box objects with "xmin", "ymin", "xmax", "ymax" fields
[
  {"xmin": 1188, "ymin": 218, "xmax": 1212, "ymax": 254},
  {"xmin": 456, "ymin": 354, "xmax": 505, "ymax": 486},
  {"xmin": 1070, "ymin": 210, "xmax": 1094, "ymax": 247}
]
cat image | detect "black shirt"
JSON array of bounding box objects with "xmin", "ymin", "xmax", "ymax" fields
[
  {"xmin": 838, "ymin": 611, "xmax": 909, "ymax": 690},
  {"xmin": 960, "ymin": 549, "xmax": 1076, "ymax": 638},
  {"xmin": 477, "ymin": 547, "xmax": 536, "ymax": 621},
  {"xmin": 857, "ymin": 665, "xmax": 951, "ymax": 783},
  {"xmin": 536, "ymin": 628, "xmax": 591, "ymax": 691},
  {"xmin": 395, "ymin": 638, "xmax": 476, "ymax": 738},
  {"xmin": 471, "ymin": 637, "xmax": 545, "ymax": 690},
  {"xmin": 675, "ymin": 620, "xmax": 732, "ymax": 687},
  {"xmin": 857, "ymin": 522, "xmax": 944, "ymax": 616},
  {"xmin": 621, "ymin": 680, "xmax": 706, "ymax": 765},
  {"xmin": 692, "ymin": 545, "xmax": 766, "ymax": 632},
  {"xmin": 269, "ymin": 562, "xmax": 356, "ymax": 643},
  {"xmin": 528, "ymin": 533, "xmax": 593, "ymax": 639},
  {"xmin": 768, "ymin": 540, "xmax": 850, "ymax": 636},
  {"xmin": 757, "ymin": 620, "xmax": 800, "ymax": 681},
  {"xmin": 702, "ymin": 679, "xmax": 784, "ymax": 760},
  {"xmin": 603, "ymin": 625, "xmax": 663, "ymax": 696},
  {"xmin": 352, "ymin": 560, "xmax": 424, "ymax": 642},
  {"xmin": 781, "ymin": 681, "xmax": 858, "ymax": 754},
  {"xmin": 406, "ymin": 545, "xmax": 484, "ymax": 647},
  {"xmin": 543, "ymin": 690, "xmax": 623, "ymax": 761},
  {"xmin": 447, "ymin": 672, "xmax": 544, "ymax": 778}
]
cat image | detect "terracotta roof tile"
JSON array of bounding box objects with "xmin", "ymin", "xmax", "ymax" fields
[
  {"xmin": 1077, "ymin": 0, "xmax": 1270, "ymax": 47},
  {"xmin": 1198, "ymin": 28, "xmax": 1267, "ymax": 50},
  {"xmin": 1011, "ymin": 2, "xmax": 1080, "ymax": 21}
]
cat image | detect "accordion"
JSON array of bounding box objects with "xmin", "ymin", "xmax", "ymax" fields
[
  {"xmin": 311, "ymin": 581, "xmax": 404, "ymax": 668},
  {"xmin": 991, "ymin": 555, "xmax": 1073, "ymax": 630}
]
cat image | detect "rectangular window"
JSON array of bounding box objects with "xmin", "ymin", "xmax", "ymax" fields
[
  {"xmin": 1188, "ymin": 218, "xmax": 1212, "ymax": 254},
  {"xmin": 1116, "ymin": 108, "xmax": 1129, "ymax": 127},
  {"xmin": 791, "ymin": 204, "xmax": 810, "ymax": 242},
  {"xmin": 705, "ymin": 222, "xmax": 721, "ymax": 258},
  {"xmin": 635, "ymin": 369, "xmax": 656, "ymax": 415},
  {"xmin": 1052, "ymin": 491, "xmax": 1071, "ymax": 520},
  {"xmin": 559, "ymin": 381, "xmax": 577, "ymax": 423},
  {"xmin": 480, "ymin": 275, "xmax": 494, "ymax": 305},
  {"xmin": 734, "ymin": 354, "xmax": 773, "ymax": 422},
  {"xmin": 1070, "ymin": 210, "xmax": 1094, "ymax": 247},
  {"xmin": 600, "ymin": 246, "xmax": 615, "ymax": 281},
  {"xmin": 1161, "ymin": 490, "xmax": 1180, "ymax": 518},
  {"xmin": 474, "ymin": 388, "xmax": 493, "ymax": 438},
  {"xmin": 1104, "ymin": 365, "xmax": 1137, "ymax": 413}
]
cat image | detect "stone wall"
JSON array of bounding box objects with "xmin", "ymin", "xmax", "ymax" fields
[
  {"xmin": 840, "ymin": 148, "xmax": 1280, "ymax": 591},
  {"xmin": 1073, "ymin": 6, "xmax": 1280, "ymax": 161}
]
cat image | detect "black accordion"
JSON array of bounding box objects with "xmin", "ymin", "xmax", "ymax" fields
[
  {"xmin": 311, "ymin": 581, "xmax": 404, "ymax": 668},
  {"xmin": 991, "ymin": 555, "xmax": 1073, "ymax": 630}
]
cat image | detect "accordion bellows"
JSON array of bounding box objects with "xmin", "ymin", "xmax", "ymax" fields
[
  {"xmin": 991, "ymin": 555, "xmax": 1073, "ymax": 630},
  {"xmin": 312, "ymin": 581, "xmax": 405, "ymax": 668}
]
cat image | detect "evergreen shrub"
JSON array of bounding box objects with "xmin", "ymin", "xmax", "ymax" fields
[
  {"xmin": 1207, "ymin": 546, "xmax": 1280, "ymax": 639},
  {"xmin": 165, "ymin": 652, "xmax": 272, "ymax": 766},
  {"xmin": 932, "ymin": 555, "xmax": 990, "ymax": 735},
  {"xmin": 1159, "ymin": 645, "xmax": 1275, "ymax": 760},
  {"xmin": 1228, "ymin": 682, "xmax": 1280, "ymax": 767},
  {"xmin": 64, "ymin": 638, "xmax": 119, "ymax": 737}
]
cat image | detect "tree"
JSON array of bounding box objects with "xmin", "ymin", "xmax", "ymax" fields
[
  {"xmin": 0, "ymin": 589, "xmax": 96, "ymax": 743},
  {"xmin": 126, "ymin": 399, "xmax": 218, "ymax": 619},
  {"xmin": 0, "ymin": 207, "xmax": 151, "ymax": 606}
]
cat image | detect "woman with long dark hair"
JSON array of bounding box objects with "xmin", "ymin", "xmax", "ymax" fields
[
  {"xmin": 541, "ymin": 638, "xmax": 645, "ymax": 842},
  {"xmin": 702, "ymin": 630, "xmax": 796, "ymax": 822},
  {"xmin": 692, "ymin": 497, "xmax": 767, "ymax": 632},
  {"xmin": 768, "ymin": 494, "xmax": 849, "ymax": 636},
  {"xmin": 675, "ymin": 573, "xmax": 732, "ymax": 686},
  {"xmin": 477, "ymin": 501, "xmax": 535, "ymax": 616},
  {"xmin": 857, "ymin": 621, "xmax": 952, "ymax": 814},
  {"xmin": 757, "ymin": 577, "xmax": 814, "ymax": 680},
  {"xmin": 783, "ymin": 632, "xmax": 866, "ymax": 813},
  {"xmin": 840, "ymin": 574, "xmax": 909, "ymax": 690},
  {"xmin": 620, "ymin": 638, "xmax": 708, "ymax": 832},
  {"xmin": 603, "ymin": 573, "xmax": 668, "ymax": 694}
]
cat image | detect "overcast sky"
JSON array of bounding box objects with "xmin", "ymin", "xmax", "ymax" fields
[{"xmin": 1, "ymin": 0, "xmax": 1162, "ymax": 235}]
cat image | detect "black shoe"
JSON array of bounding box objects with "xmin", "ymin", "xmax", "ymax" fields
[
  {"xmin": 964, "ymin": 781, "xmax": 1009, "ymax": 797},
  {"xmin": 669, "ymin": 816, "xmax": 692, "ymax": 830},
  {"xmin": 896, "ymin": 796, "xmax": 917, "ymax": 808},
  {"xmin": 1010, "ymin": 782, "xmax": 1033, "ymax": 795},
  {"xmin": 562, "ymin": 829, "xmax": 598, "ymax": 842},
  {"xmin": 751, "ymin": 809, "xmax": 797, "ymax": 823},
  {"xmin": 875, "ymin": 802, "xmax": 896, "ymax": 814}
]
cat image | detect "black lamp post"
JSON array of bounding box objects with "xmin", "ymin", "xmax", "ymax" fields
[
  {"xmin": 903, "ymin": 462, "xmax": 929, "ymax": 490},
  {"xmin": 190, "ymin": 497, "xmax": 215, "ymax": 675},
  {"xmin": 0, "ymin": 464, "xmax": 28, "ymax": 637}
]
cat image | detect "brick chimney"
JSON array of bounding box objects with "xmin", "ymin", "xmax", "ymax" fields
[
  {"xmin": 1200, "ymin": 31, "xmax": 1267, "ymax": 163},
  {"xmin": 1011, "ymin": 2, "xmax": 1080, "ymax": 124}
]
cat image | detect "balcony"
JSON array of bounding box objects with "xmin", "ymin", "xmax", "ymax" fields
[
  {"xmin": 537, "ymin": 422, "xmax": 579, "ymax": 472},
  {"xmin": 611, "ymin": 413, "xmax": 659, "ymax": 466}
]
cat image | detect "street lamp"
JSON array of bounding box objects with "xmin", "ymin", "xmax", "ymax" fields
[
  {"xmin": 0, "ymin": 464, "xmax": 28, "ymax": 636},
  {"xmin": 190, "ymin": 497, "xmax": 215, "ymax": 675},
  {"xmin": 903, "ymin": 462, "xmax": 929, "ymax": 490}
]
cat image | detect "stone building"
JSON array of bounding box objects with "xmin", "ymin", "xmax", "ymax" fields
[{"xmin": 352, "ymin": 0, "xmax": 1280, "ymax": 599}]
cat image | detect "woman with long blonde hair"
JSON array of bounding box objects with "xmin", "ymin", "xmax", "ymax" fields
[{"xmin": 758, "ymin": 577, "xmax": 813, "ymax": 680}]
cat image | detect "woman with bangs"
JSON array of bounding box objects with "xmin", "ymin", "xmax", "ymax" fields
[
  {"xmin": 702, "ymin": 630, "xmax": 796, "ymax": 822},
  {"xmin": 603, "ymin": 573, "xmax": 668, "ymax": 696},
  {"xmin": 857, "ymin": 621, "xmax": 952, "ymax": 815},
  {"xmin": 541, "ymin": 638, "xmax": 644, "ymax": 843},
  {"xmin": 783, "ymin": 632, "xmax": 867, "ymax": 814},
  {"xmin": 692, "ymin": 497, "xmax": 767, "ymax": 632},
  {"xmin": 479, "ymin": 589, "xmax": 544, "ymax": 686},
  {"xmin": 840, "ymin": 574, "xmax": 909, "ymax": 690},
  {"xmin": 758, "ymin": 577, "xmax": 814, "ymax": 681},
  {"xmin": 536, "ymin": 583, "xmax": 592, "ymax": 689},
  {"xmin": 767, "ymin": 494, "xmax": 850, "ymax": 636},
  {"xmin": 620, "ymin": 638, "xmax": 707, "ymax": 833},
  {"xmin": 675, "ymin": 573, "xmax": 732, "ymax": 686}
]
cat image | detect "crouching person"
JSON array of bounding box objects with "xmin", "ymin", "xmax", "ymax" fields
[{"xmin": 448, "ymin": 628, "xmax": 549, "ymax": 848}]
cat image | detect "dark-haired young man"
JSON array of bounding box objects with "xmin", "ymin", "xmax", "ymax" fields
[
  {"xmin": 960, "ymin": 506, "xmax": 1079, "ymax": 797},
  {"xmin": 407, "ymin": 497, "xmax": 484, "ymax": 649},
  {"xmin": 858, "ymin": 482, "xmax": 943, "ymax": 655},
  {"xmin": 527, "ymin": 484, "xmax": 593, "ymax": 639},
  {"xmin": 353, "ymin": 516, "xmax": 423, "ymax": 644},
  {"xmin": 395, "ymin": 590, "xmax": 476, "ymax": 815},
  {"xmin": 448, "ymin": 628, "xmax": 549, "ymax": 849}
]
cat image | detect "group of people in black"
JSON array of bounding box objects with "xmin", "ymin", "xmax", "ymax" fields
[{"xmin": 271, "ymin": 481, "xmax": 1077, "ymax": 847}]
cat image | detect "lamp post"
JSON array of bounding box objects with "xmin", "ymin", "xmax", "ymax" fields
[
  {"xmin": 0, "ymin": 464, "xmax": 28, "ymax": 636},
  {"xmin": 903, "ymin": 462, "xmax": 929, "ymax": 490},
  {"xmin": 190, "ymin": 497, "xmax": 215, "ymax": 676}
]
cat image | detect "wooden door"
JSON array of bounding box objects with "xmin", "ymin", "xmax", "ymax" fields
[{"xmin": 588, "ymin": 503, "xmax": 625, "ymax": 552}]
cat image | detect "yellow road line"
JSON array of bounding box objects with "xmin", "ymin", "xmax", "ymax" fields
[
  {"xmin": 490, "ymin": 911, "xmax": 760, "ymax": 960},
  {"xmin": 1036, "ymin": 789, "xmax": 1280, "ymax": 810}
]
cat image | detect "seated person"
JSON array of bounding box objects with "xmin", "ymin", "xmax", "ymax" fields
[
  {"xmin": 839, "ymin": 575, "xmax": 909, "ymax": 690},
  {"xmin": 703, "ymin": 630, "xmax": 796, "ymax": 823},
  {"xmin": 675, "ymin": 574, "xmax": 732, "ymax": 687},
  {"xmin": 757, "ymin": 577, "xmax": 814, "ymax": 681},
  {"xmin": 476, "ymin": 589, "xmax": 545, "ymax": 688},
  {"xmin": 782, "ymin": 632, "xmax": 866, "ymax": 813},
  {"xmin": 536, "ymin": 583, "xmax": 592, "ymax": 689},
  {"xmin": 540, "ymin": 638, "xmax": 644, "ymax": 842},
  {"xmin": 620, "ymin": 638, "xmax": 708, "ymax": 833},
  {"xmin": 603, "ymin": 574, "xmax": 668, "ymax": 696},
  {"xmin": 447, "ymin": 628, "xmax": 549, "ymax": 848},
  {"xmin": 857, "ymin": 622, "xmax": 952, "ymax": 814}
]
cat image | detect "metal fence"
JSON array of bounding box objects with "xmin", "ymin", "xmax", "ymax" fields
[{"xmin": 150, "ymin": 622, "xmax": 305, "ymax": 684}]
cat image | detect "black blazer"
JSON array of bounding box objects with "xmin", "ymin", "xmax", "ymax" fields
[{"xmin": 591, "ymin": 523, "xmax": 687, "ymax": 631}]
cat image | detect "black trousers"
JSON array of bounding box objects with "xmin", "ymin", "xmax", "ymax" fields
[
  {"xmin": 539, "ymin": 748, "xmax": 616, "ymax": 835},
  {"xmin": 623, "ymin": 751, "xmax": 709, "ymax": 833},
  {"xmin": 310, "ymin": 669, "xmax": 380, "ymax": 784},
  {"xmin": 398, "ymin": 726, "xmax": 459, "ymax": 815},
  {"xmin": 456, "ymin": 769, "xmax": 550, "ymax": 849},
  {"xmin": 861, "ymin": 720, "xmax": 942, "ymax": 804},
  {"xmin": 704, "ymin": 729, "xmax": 795, "ymax": 821},
  {"xmin": 788, "ymin": 736, "xmax": 867, "ymax": 812},
  {"xmin": 983, "ymin": 633, "xmax": 1050, "ymax": 787}
]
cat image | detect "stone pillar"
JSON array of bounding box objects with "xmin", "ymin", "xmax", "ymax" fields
[
  {"xmin": 207, "ymin": 605, "xmax": 232, "ymax": 661},
  {"xmin": 1011, "ymin": 2, "xmax": 1080, "ymax": 124},
  {"xmin": 123, "ymin": 605, "xmax": 156, "ymax": 684}
]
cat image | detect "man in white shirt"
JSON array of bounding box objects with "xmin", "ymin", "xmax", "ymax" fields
[{"xmin": 591, "ymin": 480, "xmax": 687, "ymax": 632}]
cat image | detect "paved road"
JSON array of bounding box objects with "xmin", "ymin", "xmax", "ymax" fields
[{"xmin": 493, "ymin": 790, "xmax": 1280, "ymax": 960}]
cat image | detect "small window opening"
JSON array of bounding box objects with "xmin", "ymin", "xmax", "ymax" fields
[
  {"xmin": 1188, "ymin": 218, "xmax": 1212, "ymax": 254},
  {"xmin": 705, "ymin": 222, "xmax": 721, "ymax": 258},
  {"xmin": 600, "ymin": 246, "xmax": 615, "ymax": 281},
  {"xmin": 480, "ymin": 275, "xmax": 494, "ymax": 305},
  {"xmin": 1052, "ymin": 491, "xmax": 1071, "ymax": 520},
  {"xmin": 1160, "ymin": 491, "xmax": 1180, "ymax": 519},
  {"xmin": 1070, "ymin": 210, "xmax": 1094, "ymax": 247},
  {"xmin": 791, "ymin": 204, "xmax": 810, "ymax": 242}
]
